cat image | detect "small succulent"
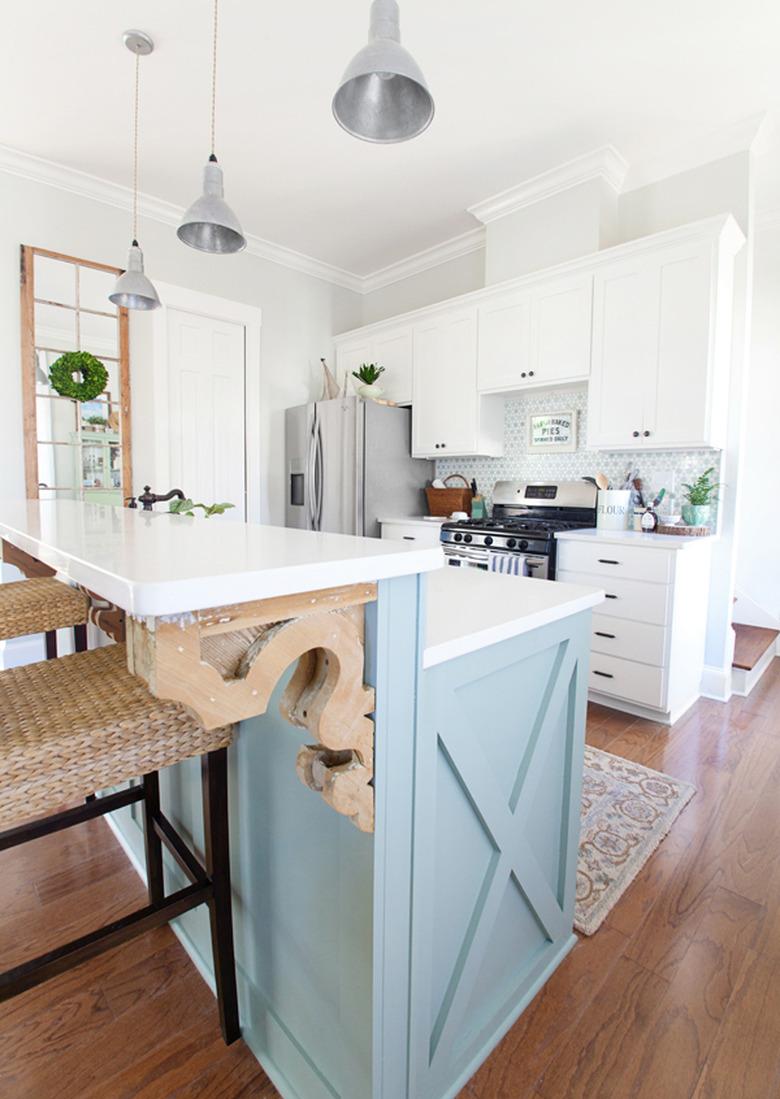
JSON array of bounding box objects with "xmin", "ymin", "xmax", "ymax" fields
[
  {"xmin": 169, "ymin": 499, "xmax": 235, "ymax": 518},
  {"xmin": 352, "ymin": 363, "xmax": 385, "ymax": 385},
  {"xmin": 681, "ymin": 467, "xmax": 722, "ymax": 506}
]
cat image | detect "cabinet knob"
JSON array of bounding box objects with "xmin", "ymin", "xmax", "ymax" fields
[
  {"xmin": 632, "ymin": 430, "xmax": 640, "ymax": 438},
  {"xmin": 520, "ymin": 372, "xmax": 527, "ymax": 379},
  {"xmin": 528, "ymin": 370, "xmax": 535, "ymax": 377},
  {"xmin": 643, "ymin": 430, "xmax": 651, "ymax": 437},
  {"xmin": 434, "ymin": 443, "xmax": 440, "ymax": 449},
  {"xmin": 441, "ymin": 442, "xmax": 446, "ymax": 448}
]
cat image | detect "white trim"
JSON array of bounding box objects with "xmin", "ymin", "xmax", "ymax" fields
[
  {"xmin": 700, "ymin": 663, "xmax": 733, "ymax": 702},
  {"xmin": 467, "ymin": 146, "xmax": 629, "ymax": 225},
  {"xmin": 151, "ymin": 281, "xmax": 263, "ymax": 524},
  {"xmin": 623, "ymin": 113, "xmax": 768, "ymax": 193},
  {"xmin": 731, "ymin": 651, "xmax": 777, "ymax": 698},
  {"xmin": 756, "ymin": 209, "xmax": 780, "ymax": 233},
  {"xmin": 361, "ymin": 227, "xmax": 486, "ymax": 294},
  {"xmin": 0, "ymin": 144, "xmax": 362, "ymax": 294},
  {"xmin": 586, "ymin": 691, "xmax": 701, "ymax": 727}
]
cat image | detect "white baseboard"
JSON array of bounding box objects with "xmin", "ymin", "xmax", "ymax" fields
[
  {"xmin": 732, "ymin": 651, "xmax": 777, "ymax": 698},
  {"xmin": 587, "ymin": 690, "xmax": 702, "ymax": 726},
  {"xmin": 700, "ymin": 664, "xmax": 733, "ymax": 702},
  {"xmin": 105, "ymin": 813, "xmax": 217, "ymax": 996}
]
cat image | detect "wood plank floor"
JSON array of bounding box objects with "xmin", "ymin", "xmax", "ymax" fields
[{"xmin": 2, "ymin": 661, "xmax": 779, "ymax": 1098}]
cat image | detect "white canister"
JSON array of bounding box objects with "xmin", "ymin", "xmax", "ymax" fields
[{"xmin": 597, "ymin": 489, "xmax": 632, "ymax": 531}]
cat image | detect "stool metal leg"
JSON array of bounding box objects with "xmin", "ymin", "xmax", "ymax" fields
[
  {"xmin": 201, "ymin": 748, "xmax": 240, "ymax": 1044},
  {"xmin": 74, "ymin": 624, "xmax": 88, "ymax": 652},
  {"xmin": 142, "ymin": 772, "xmax": 165, "ymax": 906},
  {"xmin": 44, "ymin": 630, "xmax": 57, "ymax": 660}
]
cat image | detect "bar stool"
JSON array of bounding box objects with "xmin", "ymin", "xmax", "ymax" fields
[
  {"xmin": 0, "ymin": 644, "xmax": 240, "ymax": 1044},
  {"xmin": 0, "ymin": 576, "xmax": 89, "ymax": 659}
]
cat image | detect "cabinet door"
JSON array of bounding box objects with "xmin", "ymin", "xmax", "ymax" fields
[
  {"xmin": 530, "ymin": 273, "xmax": 593, "ymax": 386},
  {"xmin": 335, "ymin": 338, "xmax": 372, "ymax": 397},
  {"xmin": 413, "ymin": 310, "xmax": 478, "ymax": 457},
  {"xmin": 371, "ymin": 326, "xmax": 413, "ymax": 405},
  {"xmin": 644, "ymin": 245, "xmax": 713, "ymax": 448},
  {"xmin": 477, "ymin": 290, "xmax": 532, "ymax": 392},
  {"xmin": 588, "ymin": 259, "xmax": 656, "ymax": 449}
]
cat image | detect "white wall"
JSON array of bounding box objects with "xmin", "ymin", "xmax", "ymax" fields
[
  {"xmin": 360, "ymin": 247, "xmax": 485, "ymax": 326},
  {"xmin": 0, "ymin": 171, "xmax": 362, "ymax": 524},
  {"xmin": 736, "ymin": 220, "xmax": 780, "ymax": 623}
]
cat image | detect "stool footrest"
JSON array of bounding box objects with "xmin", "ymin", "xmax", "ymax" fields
[
  {"xmin": 0, "ymin": 785, "xmax": 145, "ymax": 852},
  {"xmin": 0, "ymin": 881, "xmax": 211, "ymax": 1001},
  {"xmin": 153, "ymin": 810, "xmax": 209, "ymax": 886}
]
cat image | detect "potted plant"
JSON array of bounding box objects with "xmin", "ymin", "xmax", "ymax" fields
[
  {"xmin": 352, "ymin": 363, "xmax": 385, "ymax": 400},
  {"xmin": 681, "ymin": 467, "xmax": 721, "ymax": 527}
]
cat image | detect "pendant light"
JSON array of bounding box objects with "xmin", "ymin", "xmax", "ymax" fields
[
  {"xmin": 333, "ymin": 0, "xmax": 434, "ymax": 144},
  {"xmin": 178, "ymin": 0, "xmax": 246, "ymax": 254},
  {"xmin": 109, "ymin": 31, "xmax": 161, "ymax": 311}
]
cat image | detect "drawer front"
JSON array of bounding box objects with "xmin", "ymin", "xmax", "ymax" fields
[
  {"xmin": 591, "ymin": 614, "xmax": 667, "ymax": 667},
  {"xmin": 588, "ymin": 652, "xmax": 666, "ymax": 709},
  {"xmin": 557, "ymin": 540, "xmax": 673, "ymax": 584},
  {"xmin": 380, "ymin": 521, "xmax": 442, "ymax": 547},
  {"xmin": 557, "ymin": 569, "xmax": 672, "ymax": 626}
]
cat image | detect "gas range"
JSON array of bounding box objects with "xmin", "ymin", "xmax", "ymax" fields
[{"xmin": 440, "ymin": 480, "xmax": 598, "ymax": 578}]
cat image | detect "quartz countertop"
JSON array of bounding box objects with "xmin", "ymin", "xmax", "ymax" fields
[
  {"xmin": 555, "ymin": 528, "xmax": 714, "ymax": 550},
  {"xmin": 423, "ymin": 567, "xmax": 603, "ymax": 668},
  {"xmin": 0, "ymin": 500, "xmax": 443, "ymax": 616}
]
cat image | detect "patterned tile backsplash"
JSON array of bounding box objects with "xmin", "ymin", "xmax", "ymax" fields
[{"xmin": 436, "ymin": 385, "xmax": 722, "ymax": 519}]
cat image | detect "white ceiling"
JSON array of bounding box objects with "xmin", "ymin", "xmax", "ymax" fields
[{"xmin": 4, "ymin": 0, "xmax": 780, "ymax": 277}]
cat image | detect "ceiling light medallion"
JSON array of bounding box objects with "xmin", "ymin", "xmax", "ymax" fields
[
  {"xmin": 333, "ymin": 0, "xmax": 434, "ymax": 144},
  {"xmin": 109, "ymin": 30, "xmax": 161, "ymax": 310},
  {"xmin": 178, "ymin": 0, "xmax": 246, "ymax": 254}
]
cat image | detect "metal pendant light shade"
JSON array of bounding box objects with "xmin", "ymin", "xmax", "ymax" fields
[
  {"xmin": 333, "ymin": 0, "xmax": 434, "ymax": 143},
  {"xmin": 177, "ymin": 156, "xmax": 246, "ymax": 253},
  {"xmin": 109, "ymin": 241, "xmax": 161, "ymax": 310}
]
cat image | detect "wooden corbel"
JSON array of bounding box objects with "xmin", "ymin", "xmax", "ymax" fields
[{"xmin": 126, "ymin": 583, "xmax": 377, "ymax": 832}]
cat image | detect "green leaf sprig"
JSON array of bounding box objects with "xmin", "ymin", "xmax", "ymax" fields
[
  {"xmin": 169, "ymin": 499, "xmax": 235, "ymax": 519},
  {"xmin": 681, "ymin": 467, "xmax": 722, "ymax": 506}
]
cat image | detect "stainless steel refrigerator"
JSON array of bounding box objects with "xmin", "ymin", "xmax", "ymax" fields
[{"xmin": 285, "ymin": 397, "xmax": 433, "ymax": 537}]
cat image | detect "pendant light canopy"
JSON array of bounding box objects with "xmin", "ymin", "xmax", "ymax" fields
[
  {"xmin": 333, "ymin": 0, "xmax": 434, "ymax": 144},
  {"xmin": 109, "ymin": 31, "xmax": 161, "ymax": 311},
  {"xmin": 178, "ymin": 0, "xmax": 246, "ymax": 254}
]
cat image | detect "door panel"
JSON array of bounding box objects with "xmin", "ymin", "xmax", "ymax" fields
[
  {"xmin": 372, "ymin": 327, "xmax": 414, "ymax": 405},
  {"xmin": 316, "ymin": 398, "xmax": 360, "ymax": 535},
  {"xmin": 531, "ymin": 273, "xmax": 592, "ymax": 386},
  {"xmin": 166, "ymin": 308, "xmax": 246, "ymax": 517},
  {"xmin": 477, "ymin": 291, "xmax": 532, "ymax": 392},
  {"xmin": 413, "ymin": 310, "xmax": 478, "ymax": 457}
]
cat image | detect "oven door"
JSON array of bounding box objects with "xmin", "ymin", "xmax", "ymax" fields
[
  {"xmin": 443, "ymin": 545, "xmax": 550, "ymax": 578},
  {"xmin": 442, "ymin": 545, "xmax": 489, "ymax": 570}
]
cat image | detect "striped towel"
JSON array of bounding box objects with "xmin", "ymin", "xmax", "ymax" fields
[{"xmin": 488, "ymin": 552, "xmax": 529, "ymax": 577}]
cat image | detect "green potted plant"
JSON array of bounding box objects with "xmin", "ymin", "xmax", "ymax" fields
[
  {"xmin": 681, "ymin": 467, "xmax": 721, "ymax": 527},
  {"xmin": 352, "ymin": 363, "xmax": 385, "ymax": 400}
]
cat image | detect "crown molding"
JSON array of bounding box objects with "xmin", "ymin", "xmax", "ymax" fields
[
  {"xmin": 360, "ymin": 226, "xmax": 486, "ymax": 295},
  {"xmin": 0, "ymin": 144, "xmax": 364, "ymax": 294},
  {"xmin": 467, "ymin": 146, "xmax": 629, "ymax": 226}
]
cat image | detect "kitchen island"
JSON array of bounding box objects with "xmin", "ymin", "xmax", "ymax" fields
[{"xmin": 0, "ymin": 501, "xmax": 602, "ymax": 1099}]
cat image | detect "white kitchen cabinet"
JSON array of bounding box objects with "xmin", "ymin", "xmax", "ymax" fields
[
  {"xmin": 412, "ymin": 308, "xmax": 503, "ymax": 459},
  {"xmin": 478, "ymin": 272, "xmax": 592, "ymax": 393},
  {"xmin": 556, "ymin": 531, "xmax": 712, "ymax": 724},
  {"xmin": 335, "ymin": 324, "xmax": 413, "ymax": 405},
  {"xmin": 588, "ymin": 220, "xmax": 742, "ymax": 450}
]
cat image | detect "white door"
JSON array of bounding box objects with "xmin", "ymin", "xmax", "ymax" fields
[
  {"xmin": 477, "ymin": 290, "xmax": 532, "ymax": 392},
  {"xmin": 371, "ymin": 326, "xmax": 414, "ymax": 405},
  {"xmin": 166, "ymin": 308, "xmax": 247, "ymax": 517},
  {"xmin": 335, "ymin": 338, "xmax": 372, "ymax": 397},
  {"xmin": 413, "ymin": 309, "xmax": 478, "ymax": 457},
  {"xmin": 530, "ymin": 272, "xmax": 593, "ymax": 387}
]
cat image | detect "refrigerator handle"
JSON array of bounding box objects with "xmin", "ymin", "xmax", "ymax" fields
[
  {"xmin": 315, "ymin": 417, "xmax": 324, "ymax": 531},
  {"xmin": 306, "ymin": 406, "xmax": 317, "ymax": 530}
]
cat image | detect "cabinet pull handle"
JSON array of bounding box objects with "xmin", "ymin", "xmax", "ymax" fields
[
  {"xmin": 593, "ymin": 670, "xmax": 614, "ymax": 679},
  {"xmin": 605, "ymin": 593, "xmax": 618, "ymax": 600},
  {"xmin": 598, "ymin": 558, "xmax": 620, "ymax": 565},
  {"xmin": 402, "ymin": 536, "xmax": 416, "ymax": 541},
  {"xmin": 595, "ymin": 631, "xmax": 616, "ymax": 639}
]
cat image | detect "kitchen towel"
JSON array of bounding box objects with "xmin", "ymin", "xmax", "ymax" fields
[{"xmin": 488, "ymin": 552, "xmax": 529, "ymax": 577}]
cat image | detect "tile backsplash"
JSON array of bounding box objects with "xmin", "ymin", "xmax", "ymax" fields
[{"xmin": 436, "ymin": 385, "xmax": 722, "ymax": 520}]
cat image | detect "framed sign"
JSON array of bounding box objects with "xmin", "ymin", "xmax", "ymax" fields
[{"xmin": 528, "ymin": 410, "xmax": 577, "ymax": 453}]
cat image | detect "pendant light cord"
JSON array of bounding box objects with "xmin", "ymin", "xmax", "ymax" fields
[
  {"xmin": 132, "ymin": 51, "xmax": 140, "ymax": 243},
  {"xmin": 210, "ymin": 0, "xmax": 219, "ymax": 157}
]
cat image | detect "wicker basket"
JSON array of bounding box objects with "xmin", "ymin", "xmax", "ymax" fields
[
  {"xmin": 425, "ymin": 474, "xmax": 472, "ymax": 517},
  {"xmin": 657, "ymin": 524, "xmax": 710, "ymax": 537}
]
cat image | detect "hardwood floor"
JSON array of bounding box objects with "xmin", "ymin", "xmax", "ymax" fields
[{"xmin": 2, "ymin": 662, "xmax": 779, "ymax": 1098}]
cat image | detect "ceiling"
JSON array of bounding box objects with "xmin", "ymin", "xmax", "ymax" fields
[{"xmin": 4, "ymin": 1, "xmax": 780, "ymax": 278}]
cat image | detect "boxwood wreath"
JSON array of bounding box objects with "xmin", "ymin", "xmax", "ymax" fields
[{"xmin": 48, "ymin": 351, "xmax": 108, "ymax": 402}]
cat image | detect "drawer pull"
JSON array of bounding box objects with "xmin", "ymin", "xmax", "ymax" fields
[
  {"xmin": 605, "ymin": 593, "xmax": 618, "ymax": 600},
  {"xmin": 595, "ymin": 631, "xmax": 616, "ymax": 639},
  {"xmin": 593, "ymin": 670, "xmax": 614, "ymax": 679},
  {"xmin": 402, "ymin": 536, "xmax": 416, "ymax": 541},
  {"xmin": 598, "ymin": 558, "xmax": 620, "ymax": 565}
]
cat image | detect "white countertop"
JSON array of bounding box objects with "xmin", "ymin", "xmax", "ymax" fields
[
  {"xmin": 0, "ymin": 500, "xmax": 443, "ymax": 616},
  {"xmin": 555, "ymin": 528, "xmax": 713, "ymax": 550},
  {"xmin": 423, "ymin": 567, "xmax": 604, "ymax": 668},
  {"xmin": 378, "ymin": 516, "xmax": 445, "ymax": 526}
]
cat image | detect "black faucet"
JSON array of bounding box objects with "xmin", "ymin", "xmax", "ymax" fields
[{"xmin": 128, "ymin": 486, "xmax": 187, "ymax": 512}]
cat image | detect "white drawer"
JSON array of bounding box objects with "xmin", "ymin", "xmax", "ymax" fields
[
  {"xmin": 380, "ymin": 521, "xmax": 442, "ymax": 547},
  {"xmin": 557, "ymin": 569, "xmax": 672, "ymax": 626},
  {"xmin": 591, "ymin": 614, "xmax": 667, "ymax": 667},
  {"xmin": 588, "ymin": 652, "xmax": 666, "ymax": 709},
  {"xmin": 557, "ymin": 540, "xmax": 673, "ymax": 584}
]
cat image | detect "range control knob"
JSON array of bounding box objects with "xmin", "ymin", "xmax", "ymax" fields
[
  {"xmin": 453, "ymin": 532, "xmax": 463, "ymax": 543},
  {"xmin": 484, "ymin": 535, "xmax": 493, "ymax": 546},
  {"xmin": 463, "ymin": 534, "xmax": 473, "ymax": 544},
  {"xmin": 506, "ymin": 538, "xmax": 517, "ymax": 549},
  {"xmin": 519, "ymin": 539, "xmax": 529, "ymax": 551}
]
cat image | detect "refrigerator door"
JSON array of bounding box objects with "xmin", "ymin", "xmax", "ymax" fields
[
  {"xmin": 284, "ymin": 403, "xmax": 313, "ymax": 530},
  {"xmin": 315, "ymin": 397, "xmax": 362, "ymax": 535},
  {"xmin": 362, "ymin": 402, "xmax": 434, "ymax": 538}
]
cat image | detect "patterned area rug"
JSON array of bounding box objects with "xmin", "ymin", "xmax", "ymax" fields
[{"xmin": 575, "ymin": 747, "xmax": 696, "ymax": 936}]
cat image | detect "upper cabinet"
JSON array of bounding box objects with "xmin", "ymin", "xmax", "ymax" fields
[
  {"xmin": 335, "ymin": 323, "xmax": 413, "ymax": 406},
  {"xmin": 588, "ymin": 219, "xmax": 742, "ymax": 451},
  {"xmin": 412, "ymin": 308, "xmax": 503, "ymax": 458},
  {"xmin": 478, "ymin": 272, "xmax": 592, "ymax": 393}
]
